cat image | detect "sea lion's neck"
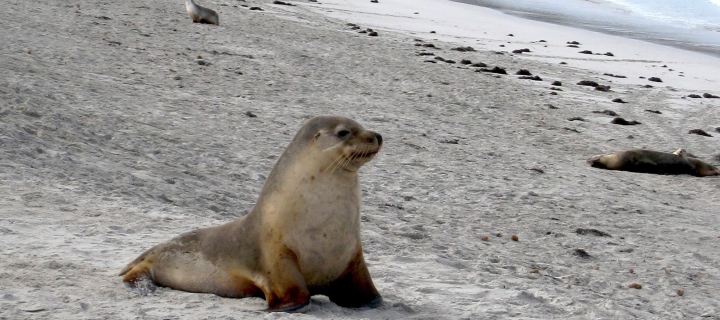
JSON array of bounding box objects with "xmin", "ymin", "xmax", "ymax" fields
[{"xmin": 252, "ymin": 149, "xmax": 360, "ymax": 214}]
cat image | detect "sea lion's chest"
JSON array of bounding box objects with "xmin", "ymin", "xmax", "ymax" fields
[{"xmin": 272, "ymin": 173, "xmax": 362, "ymax": 285}]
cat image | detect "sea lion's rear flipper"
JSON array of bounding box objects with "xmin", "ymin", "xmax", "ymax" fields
[
  {"xmin": 122, "ymin": 272, "xmax": 157, "ymax": 296},
  {"xmin": 324, "ymin": 248, "xmax": 382, "ymax": 308},
  {"xmin": 264, "ymin": 248, "xmax": 311, "ymax": 312},
  {"xmin": 119, "ymin": 248, "xmax": 159, "ymax": 295}
]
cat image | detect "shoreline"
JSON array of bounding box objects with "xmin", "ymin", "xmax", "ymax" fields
[
  {"xmin": 307, "ymin": 0, "xmax": 720, "ymax": 93},
  {"xmin": 452, "ymin": 0, "xmax": 720, "ymax": 59}
]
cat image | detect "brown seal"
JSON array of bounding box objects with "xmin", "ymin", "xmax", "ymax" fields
[
  {"xmin": 186, "ymin": 0, "xmax": 219, "ymax": 25},
  {"xmin": 119, "ymin": 116, "xmax": 383, "ymax": 311},
  {"xmin": 587, "ymin": 149, "xmax": 720, "ymax": 177}
]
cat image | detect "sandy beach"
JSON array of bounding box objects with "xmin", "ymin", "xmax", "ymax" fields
[{"xmin": 2, "ymin": 0, "xmax": 720, "ymax": 319}]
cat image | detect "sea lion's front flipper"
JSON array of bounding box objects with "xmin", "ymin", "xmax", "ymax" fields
[
  {"xmin": 324, "ymin": 248, "xmax": 382, "ymax": 308},
  {"xmin": 265, "ymin": 248, "xmax": 311, "ymax": 312}
]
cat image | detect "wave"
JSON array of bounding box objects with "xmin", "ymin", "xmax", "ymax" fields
[{"xmin": 597, "ymin": 0, "xmax": 720, "ymax": 31}]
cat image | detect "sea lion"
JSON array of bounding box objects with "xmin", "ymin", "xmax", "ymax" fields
[
  {"xmin": 185, "ymin": 0, "xmax": 219, "ymax": 25},
  {"xmin": 587, "ymin": 149, "xmax": 720, "ymax": 177},
  {"xmin": 119, "ymin": 116, "xmax": 383, "ymax": 312}
]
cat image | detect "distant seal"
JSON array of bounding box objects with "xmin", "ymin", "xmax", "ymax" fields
[
  {"xmin": 119, "ymin": 116, "xmax": 383, "ymax": 311},
  {"xmin": 587, "ymin": 149, "xmax": 720, "ymax": 177},
  {"xmin": 185, "ymin": 0, "xmax": 219, "ymax": 25}
]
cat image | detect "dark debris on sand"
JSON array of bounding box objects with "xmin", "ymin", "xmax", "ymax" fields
[
  {"xmin": 519, "ymin": 75, "xmax": 542, "ymax": 81},
  {"xmin": 611, "ymin": 117, "xmax": 640, "ymax": 125},
  {"xmin": 450, "ymin": 46, "xmax": 475, "ymax": 52},
  {"xmin": 478, "ymin": 66, "xmax": 507, "ymax": 75},
  {"xmin": 604, "ymin": 73, "xmax": 626, "ymax": 78},
  {"xmin": 595, "ymin": 85, "xmax": 611, "ymax": 92},
  {"xmin": 573, "ymin": 249, "xmax": 592, "ymax": 258},
  {"xmin": 592, "ymin": 110, "xmax": 618, "ymax": 116},
  {"xmin": 577, "ymin": 80, "xmax": 599, "ymax": 87},
  {"xmin": 688, "ymin": 129, "xmax": 712, "ymax": 137},
  {"xmin": 576, "ymin": 228, "xmax": 611, "ymax": 237}
]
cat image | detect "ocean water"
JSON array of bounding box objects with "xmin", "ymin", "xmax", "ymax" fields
[{"xmin": 455, "ymin": 0, "xmax": 720, "ymax": 57}]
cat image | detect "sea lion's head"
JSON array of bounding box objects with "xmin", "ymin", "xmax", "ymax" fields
[
  {"xmin": 305, "ymin": 116, "xmax": 383, "ymax": 173},
  {"xmin": 264, "ymin": 116, "xmax": 383, "ymax": 191}
]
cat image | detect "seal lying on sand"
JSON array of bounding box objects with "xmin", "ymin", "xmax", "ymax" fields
[
  {"xmin": 588, "ymin": 149, "xmax": 720, "ymax": 177},
  {"xmin": 185, "ymin": 0, "xmax": 219, "ymax": 25},
  {"xmin": 120, "ymin": 116, "xmax": 383, "ymax": 312}
]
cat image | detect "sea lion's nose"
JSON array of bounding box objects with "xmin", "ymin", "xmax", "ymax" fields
[{"xmin": 375, "ymin": 133, "xmax": 383, "ymax": 146}]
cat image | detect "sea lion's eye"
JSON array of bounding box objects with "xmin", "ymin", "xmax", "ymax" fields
[{"xmin": 337, "ymin": 130, "xmax": 350, "ymax": 139}]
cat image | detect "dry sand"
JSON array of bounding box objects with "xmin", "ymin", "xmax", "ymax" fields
[{"xmin": 2, "ymin": 0, "xmax": 720, "ymax": 319}]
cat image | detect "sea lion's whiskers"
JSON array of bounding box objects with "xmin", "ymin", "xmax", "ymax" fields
[
  {"xmin": 330, "ymin": 153, "xmax": 350, "ymax": 175},
  {"xmin": 335, "ymin": 150, "xmax": 359, "ymax": 174},
  {"xmin": 361, "ymin": 145, "xmax": 371, "ymax": 157},
  {"xmin": 324, "ymin": 153, "xmax": 345, "ymax": 173},
  {"xmin": 336, "ymin": 152, "xmax": 351, "ymax": 174}
]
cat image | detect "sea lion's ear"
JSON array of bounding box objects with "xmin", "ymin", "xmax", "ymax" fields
[{"xmin": 314, "ymin": 132, "xmax": 321, "ymax": 139}]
